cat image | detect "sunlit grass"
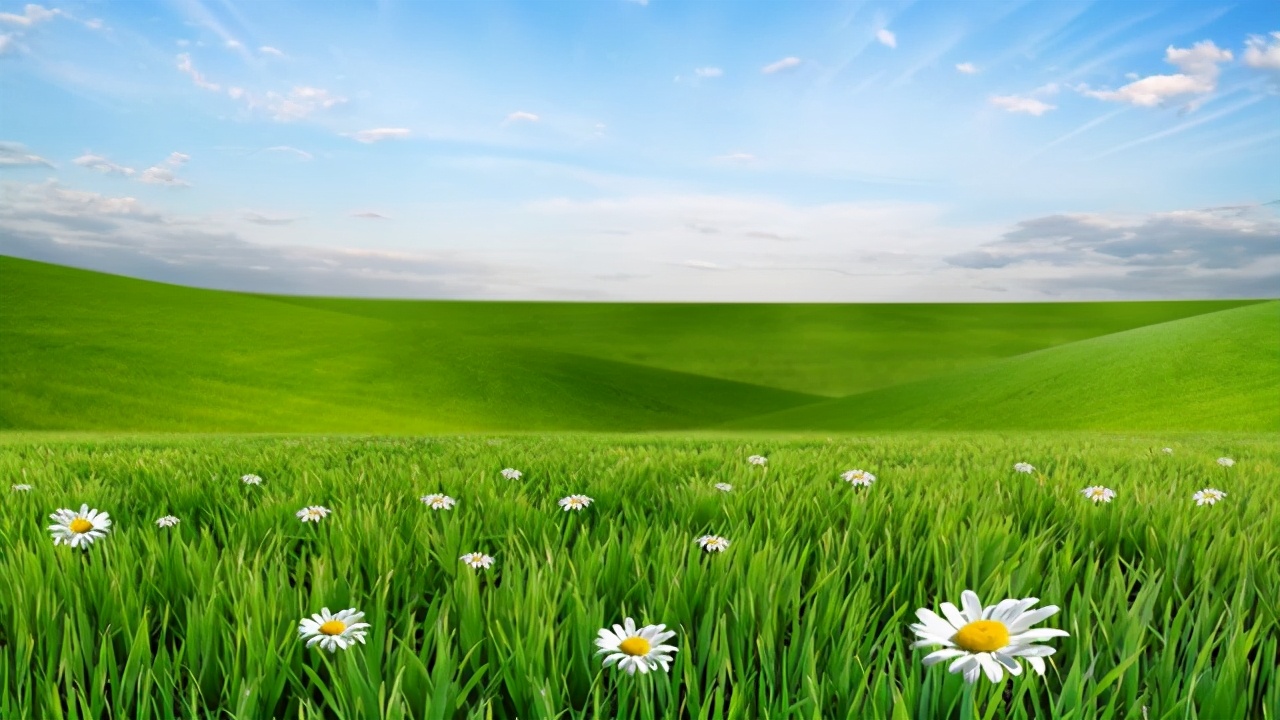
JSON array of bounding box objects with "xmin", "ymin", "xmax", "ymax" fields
[{"xmin": 0, "ymin": 431, "xmax": 1275, "ymax": 718}]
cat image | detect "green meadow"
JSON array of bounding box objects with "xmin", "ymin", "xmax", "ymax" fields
[
  {"xmin": 1, "ymin": 257, "xmax": 1275, "ymax": 434},
  {"xmin": 0, "ymin": 433, "xmax": 1275, "ymax": 719}
]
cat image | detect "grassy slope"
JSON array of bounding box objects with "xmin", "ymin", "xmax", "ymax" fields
[{"xmin": 729, "ymin": 301, "xmax": 1280, "ymax": 431}]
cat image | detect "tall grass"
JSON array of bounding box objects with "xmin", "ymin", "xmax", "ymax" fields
[{"xmin": 0, "ymin": 432, "xmax": 1275, "ymax": 719}]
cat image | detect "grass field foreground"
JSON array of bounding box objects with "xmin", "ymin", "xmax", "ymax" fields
[{"xmin": 0, "ymin": 433, "xmax": 1275, "ymax": 719}]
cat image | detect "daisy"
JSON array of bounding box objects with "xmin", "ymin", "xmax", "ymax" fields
[
  {"xmin": 841, "ymin": 469, "xmax": 876, "ymax": 487},
  {"xmin": 241, "ymin": 474, "xmax": 263, "ymax": 485},
  {"xmin": 714, "ymin": 483, "xmax": 732, "ymax": 492},
  {"xmin": 155, "ymin": 515, "xmax": 180, "ymax": 528},
  {"xmin": 558, "ymin": 494, "xmax": 593, "ymax": 511},
  {"xmin": 696, "ymin": 535, "xmax": 730, "ymax": 552},
  {"xmin": 1161, "ymin": 448, "xmax": 1173, "ymax": 454},
  {"xmin": 1013, "ymin": 463, "xmax": 1035, "ymax": 474},
  {"xmin": 501, "ymin": 468, "xmax": 522, "ymax": 480},
  {"xmin": 12, "ymin": 484, "xmax": 31, "ymax": 492},
  {"xmin": 296, "ymin": 505, "xmax": 331, "ymax": 523},
  {"xmin": 748, "ymin": 455, "xmax": 767, "ymax": 466},
  {"xmin": 460, "ymin": 552, "xmax": 495, "ymax": 569},
  {"xmin": 1080, "ymin": 486, "xmax": 1116, "ymax": 504},
  {"xmin": 48, "ymin": 504, "xmax": 112, "ymax": 548},
  {"xmin": 298, "ymin": 607, "xmax": 370, "ymax": 653},
  {"xmin": 1193, "ymin": 488, "xmax": 1227, "ymax": 506},
  {"xmin": 1217, "ymin": 457, "xmax": 1234, "ymax": 468},
  {"xmin": 909, "ymin": 589, "xmax": 1069, "ymax": 684},
  {"xmin": 595, "ymin": 617, "xmax": 679, "ymax": 675},
  {"xmin": 419, "ymin": 493, "xmax": 456, "ymax": 510}
]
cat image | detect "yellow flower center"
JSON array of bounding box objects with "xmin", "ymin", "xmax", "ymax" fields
[
  {"xmin": 618, "ymin": 637, "xmax": 651, "ymax": 656},
  {"xmin": 952, "ymin": 620, "xmax": 1010, "ymax": 653},
  {"xmin": 69, "ymin": 518, "xmax": 93, "ymax": 534},
  {"xmin": 319, "ymin": 620, "xmax": 346, "ymax": 636}
]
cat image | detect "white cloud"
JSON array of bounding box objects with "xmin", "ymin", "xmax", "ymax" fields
[
  {"xmin": 73, "ymin": 153, "xmax": 135, "ymax": 175},
  {"xmin": 713, "ymin": 152, "xmax": 756, "ymax": 163},
  {"xmin": 955, "ymin": 62, "xmax": 977, "ymax": 74},
  {"xmin": 259, "ymin": 45, "xmax": 285, "ymax": 57},
  {"xmin": 989, "ymin": 95, "xmax": 1056, "ymax": 115},
  {"xmin": 1079, "ymin": 40, "xmax": 1232, "ymax": 108},
  {"xmin": 138, "ymin": 152, "xmax": 191, "ymax": 187},
  {"xmin": 761, "ymin": 56, "xmax": 801, "ymax": 74},
  {"xmin": 351, "ymin": 211, "xmax": 389, "ymax": 219},
  {"xmin": 694, "ymin": 67, "xmax": 723, "ymax": 78},
  {"xmin": 1243, "ymin": 31, "xmax": 1280, "ymax": 70},
  {"xmin": 263, "ymin": 145, "xmax": 313, "ymax": 160},
  {"xmin": 0, "ymin": 141, "xmax": 54, "ymax": 167},
  {"xmin": 876, "ymin": 28, "xmax": 897, "ymax": 48},
  {"xmin": 225, "ymin": 39, "xmax": 243, "ymax": 50},
  {"xmin": 504, "ymin": 110, "xmax": 540, "ymax": 123},
  {"xmin": 0, "ymin": 4, "xmax": 62, "ymax": 26},
  {"xmin": 84, "ymin": 18, "xmax": 103, "ymax": 30},
  {"xmin": 259, "ymin": 86, "xmax": 346, "ymax": 121},
  {"xmin": 349, "ymin": 128, "xmax": 411, "ymax": 143},
  {"xmin": 243, "ymin": 211, "xmax": 299, "ymax": 225},
  {"xmin": 176, "ymin": 53, "xmax": 220, "ymax": 92}
]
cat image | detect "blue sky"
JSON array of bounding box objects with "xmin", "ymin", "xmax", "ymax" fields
[{"xmin": 1, "ymin": 0, "xmax": 1278, "ymax": 300}]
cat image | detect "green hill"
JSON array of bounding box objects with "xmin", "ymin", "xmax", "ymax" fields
[
  {"xmin": 728, "ymin": 300, "xmax": 1280, "ymax": 432},
  {"xmin": 0, "ymin": 255, "xmax": 1270, "ymax": 432}
]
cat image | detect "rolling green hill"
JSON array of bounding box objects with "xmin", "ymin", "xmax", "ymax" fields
[
  {"xmin": 0, "ymin": 255, "xmax": 1272, "ymax": 432},
  {"xmin": 728, "ymin": 300, "xmax": 1280, "ymax": 432}
]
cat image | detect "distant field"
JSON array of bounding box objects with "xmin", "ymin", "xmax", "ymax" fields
[
  {"xmin": 0, "ymin": 433, "xmax": 1274, "ymax": 718},
  {"xmin": 2, "ymin": 256, "xmax": 1272, "ymax": 433}
]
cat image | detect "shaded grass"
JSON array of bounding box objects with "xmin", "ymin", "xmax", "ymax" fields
[{"xmin": 0, "ymin": 432, "xmax": 1275, "ymax": 718}]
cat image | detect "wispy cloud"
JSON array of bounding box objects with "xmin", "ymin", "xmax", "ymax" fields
[
  {"xmin": 761, "ymin": 56, "xmax": 801, "ymax": 74},
  {"xmin": 73, "ymin": 153, "xmax": 135, "ymax": 175},
  {"xmin": 876, "ymin": 28, "xmax": 897, "ymax": 48},
  {"xmin": 0, "ymin": 4, "xmax": 62, "ymax": 26},
  {"xmin": 0, "ymin": 141, "xmax": 54, "ymax": 167},
  {"xmin": 694, "ymin": 66, "xmax": 723, "ymax": 78},
  {"xmin": 243, "ymin": 211, "xmax": 299, "ymax": 225},
  {"xmin": 990, "ymin": 95, "xmax": 1056, "ymax": 116},
  {"xmin": 261, "ymin": 145, "xmax": 313, "ymax": 160},
  {"xmin": 350, "ymin": 211, "xmax": 389, "ymax": 219},
  {"xmin": 713, "ymin": 152, "xmax": 756, "ymax": 163},
  {"xmin": 1090, "ymin": 93, "xmax": 1264, "ymax": 159},
  {"xmin": 504, "ymin": 110, "xmax": 540, "ymax": 124},
  {"xmin": 1023, "ymin": 107, "xmax": 1128, "ymax": 162},
  {"xmin": 259, "ymin": 45, "xmax": 285, "ymax": 57},
  {"xmin": 349, "ymin": 128, "xmax": 410, "ymax": 143},
  {"xmin": 176, "ymin": 52, "xmax": 220, "ymax": 91},
  {"xmin": 955, "ymin": 62, "xmax": 977, "ymax": 74}
]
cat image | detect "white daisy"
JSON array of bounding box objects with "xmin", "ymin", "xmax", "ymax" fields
[
  {"xmin": 748, "ymin": 455, "xmax": 767, "ymax": 466},
  {"xmin": 695, "ymin": 535, "xmax": 730, "ymax": 552},
  {"xmin": 1080, "ymin": 486, "xmax": 1116, "ymax": 503},
  {"xmin": 714, "ymin": 483, "xmax": 733, "ymax": 492},
  {"xmin": 501, "ymin": 468, "xmax": 522, "ymax": 480},
  {"xmin": 419, "ymin": 493, "xmax": 456, "ymax": 510},
  {"xmin": 1193, "ymin": 488, "xmax": 1227, "ymax": 506},
  {"xmin": 558, "ymin": 494, "xmax": 593, "ymax": 511},
  {"xmin": 155, "ymin": 515, "xmax": 180, "ymax": 528},
  {"xmin": 296, "ymin": 505, "xmax": 331, "ymax": 523},
  {"xmin": 298, "ymin": 607, "xmax": 370, "ymax": 653},
  {"xmin": 460, "ymin": 552, "xmax": 494, "ymax": 569},
  {"xmin": 1013, "ymin": 463, "xmax": 1035, "ymax": 474},
  {"xmin": 1216, "ymin": 457, "xmax": 1234, "ymax": 467},
  {"xmin": 12, "ymin": 484, "xmax": 31, "ymax": 492},
  {"xmin": 909, "ymin": 589, "xmax": 1070, "ymax": 684},
  {"xmin": 241, "ymin": 474, "xmax": 263, "ymax": 485},
  {"xmin": 1161, "ymin": 448, "xmax": 1173, "ymax": 454},
  {"xmin": 595, "ymin": 617, "xmax": 679, "ymax": 675},
  {"xmin": 841, "ymin": 469, "xmax": 876, "ymax": 487},
  {"xmin": 48, "ymin": 504, "xmax": 112, "ymax": 548}
]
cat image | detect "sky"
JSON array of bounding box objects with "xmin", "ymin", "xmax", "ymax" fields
[{"xmin": 1, "ymin": 0, "xmax": 1278, "ymax": 301}]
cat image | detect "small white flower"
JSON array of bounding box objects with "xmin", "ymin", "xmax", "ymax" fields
[
  {"xmin": 1193, "ymin": 488, "xmax": 1227, "ymax": 506},
  {"xmin": 1161, "ymin": 448, "xmax": 1173, "ymax": 454},
  {"xmin": 595, "ymin": 617, "xmax": 679, "ymax": 675},
  {"xmin": 155, "ymin": 515, "xmax": 180, "ymax": 528},
  {"xmin": 460, "ymin": 552, "xmax": 494, "ymax": 569},
  {"xmin": 558, "ymin": 494, "xmax": 593, "ymax": 511},
  {"xmin": 48, "ymin": 504, "xmax": 112, "ymax": 548},
  {"xmin": 1216, "ymin": 457, "xmax": 1234, "ymax": 468},
  {"xmin": 841, "ymin": 469, "xmax": 876, "ymax": 487},
  {"xmin": 747, "ymin": 455, "xmax": 767, "ymax": 466},
  {"xmin": 298, "ymin": 607, "xmax": 370, "ymax": 653},
  {"xmin": 696, "ymin": 535, "xmax": 730, "ymax": 552},
  {"xmin": 12, "ymin": 484, "xmax": 31, "ymax": 492},
  {"xmin": 241, "ymin": 474, "xmax": 263, "ymax": 485},
  {"xmin": 419, "ymin": 493, "xmax": 456, "ymax": 510},
  {"xmin": 1080, "ymin": 486, "xmax": 1116, "ymax": 503},
  {"xmin": 296, "ymin": 505, "xmax": 331, "ymax": 523},
  {"xmin": 909, "ymin": 589, "xmax": 1070, "ymax": 684},
  {"xmin": 1013, "ymin": 463, "xmax": 1035, "ymax": 474},
  {"xmin": 714, "ymin": 483, "xmax": 733, "ymax": 492},
  {"xmin": 501, "ymin": 468, "xmax": 522, "ymax": 480}
]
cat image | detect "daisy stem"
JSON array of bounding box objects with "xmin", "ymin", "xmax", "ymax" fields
[{"xmin": 959, "ymin": 681, "xmax": 977, "ymax": 720}]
